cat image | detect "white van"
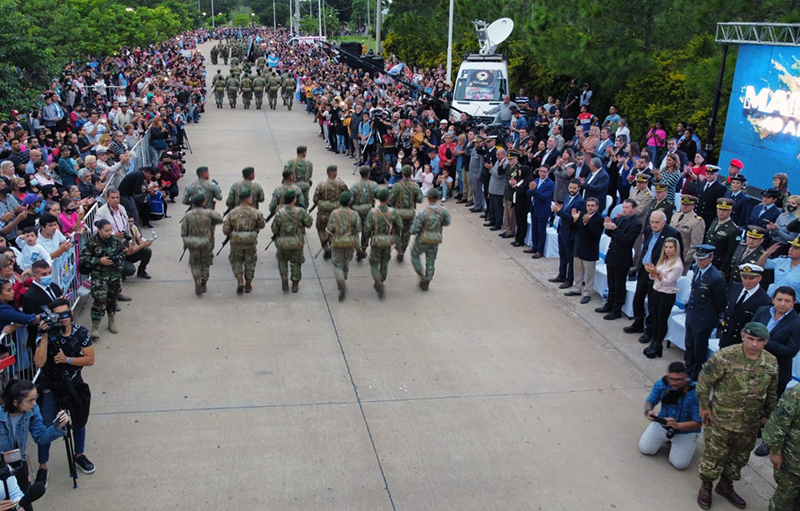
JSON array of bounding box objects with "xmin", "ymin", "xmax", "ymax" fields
[{"xmin": 451, "ymin": 54, "xmax": 509, "ymax": 124}]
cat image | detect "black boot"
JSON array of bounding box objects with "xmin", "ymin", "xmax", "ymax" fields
[
  {"xmin": 643, "ymin": 341, "xmax": 663, "ymax": 358},
  {"xmin": 623, "ymin": 319, "xmax": 645, "ymax": 334}
]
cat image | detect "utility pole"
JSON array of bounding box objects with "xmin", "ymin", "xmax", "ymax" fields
[
  {"xmin": 366, "ymin": 0, "xmax": 370, "ymax": 37},
  {"xmin": 211, "ymin": 0, "xmax": 215, "ymax": 29},
  {"xmin": 294, "ymin": 0, "xmax": 300, "ymax": 33},
  {"xmin": 445, "ymin": 0, "xmax": 453, "ymax": 84},
  {"xmin": 318, "ymin": 0, "xmax": 322, "ymax": 37},
  {"xmin": 375, "ymin": 0, "xmax": 381, "ymax": 53},
  {"xmin": 273, "ymin": 0, "xmax": 276, "ymax": 29}
]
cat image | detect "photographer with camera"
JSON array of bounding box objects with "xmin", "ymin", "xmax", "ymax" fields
[
  {"xmin": 80, "ymin": 218, "xmax": 125, "ymax": 340},
  {"xmin": 638, "ymin": 361, "xmax": 702, "ymax": 470},
  {"xmin": 32, "ymin": 298, "xmax": 95, "ymax": 477}
]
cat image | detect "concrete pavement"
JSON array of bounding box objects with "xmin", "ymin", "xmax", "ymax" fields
[{"xmin": 38, "ymin": 42, "xmax": 775, "ymax": 510}]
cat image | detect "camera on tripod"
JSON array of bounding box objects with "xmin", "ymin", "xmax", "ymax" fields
[{"xmin": 39, "ymin": 306, "xmax": 71, "ymax": 338}]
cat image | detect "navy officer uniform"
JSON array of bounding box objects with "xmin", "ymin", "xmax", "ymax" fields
[{"xmin": 718, "ymin": 263, "xmax": 772, "ymax": 349}]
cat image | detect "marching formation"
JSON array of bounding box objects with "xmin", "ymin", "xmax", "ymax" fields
[
  {"xmin": 179, "ymin": 147, "xmax": 450, "ymax": 301},
  {"xmin": 211, "ymin": 56, "xmax": 295, "ymax": 110}
]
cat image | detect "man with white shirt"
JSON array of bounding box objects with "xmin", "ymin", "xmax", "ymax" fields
[
  {"xmin": 718, "ymin": 264, "xmax": 772, "ymax": 349},
  {"xmin": 540, "ymin": 137, "xmax": 559, "ymax": 169},
  {"xmin": 580, "ymin": 158, "xmax": 609, "ymax": 205},
  {"xmin": 593, "ymin": 128, "xmax": 614, "ymax": 167},
  {"xmin": 83, "ymin": 111, "xmax": 109, "ymax": 145},
  {"xmin": 37, "ymin": 214, "xmax": 73, "ymax": 260}
]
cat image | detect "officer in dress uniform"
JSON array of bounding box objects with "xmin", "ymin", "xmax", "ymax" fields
[
  {"xmin": 725, "ymin": 174, "xmax": 750, "ymax": 227},
  {"xmin": 728, "ymin": 226, "xmax": 767, "ymax": 284},
  {"xmin": 704, "ymin": 197, "xmax": 739, "ymax": 277},
  {"xmin": 670, "ymin": 195, "xmax": 706, "ymax": 274},
  {"xmin": 648, "ymin": 182, "xmax": 676, "ymax": 224},
  {"xmin": 718, "ymin": 263, "xmax": 772, "ymax": 349}
]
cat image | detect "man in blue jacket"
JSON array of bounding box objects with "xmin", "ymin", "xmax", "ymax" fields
[
  {"xmin": 550, "ymin": 178, "xmax": 585, "ymax": 288},
  {"xmin": 525, "ymin": 166, "xmax": 554, "ymax": 259}
]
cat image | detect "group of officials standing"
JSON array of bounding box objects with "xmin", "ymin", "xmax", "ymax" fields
[{"xmin": 178, "ymin": 146, "xmax": 450, "ymax": 300}]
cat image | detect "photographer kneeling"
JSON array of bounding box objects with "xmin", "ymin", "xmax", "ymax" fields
[
  {"xmin": 639, "ymin": 361, "xmax": 702, "ymax": 470},
  {"xmin": 33, "ymin": 299, "xmax": 95, "ymax": 477}
]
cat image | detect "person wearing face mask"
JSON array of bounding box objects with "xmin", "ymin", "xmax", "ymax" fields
[
  {"xmin": 22, "ymin": 260, "xmax": 62, "ymax": 350},
  {"xmin": 767, "ymin": 194, "xmax": 800, "ymax": 257}
]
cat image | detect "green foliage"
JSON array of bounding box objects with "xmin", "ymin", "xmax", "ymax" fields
[{"xmin": 230, "ymin": 5, "xmax": 255, "ymax": 27}]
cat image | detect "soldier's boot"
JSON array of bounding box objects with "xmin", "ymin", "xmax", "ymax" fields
[
  {"xmin": 356, "ymin": 249, "xmax": 364, "ymax": 262},
  {"xmin": 201, "ymin": 279, "xmax": 208, "ymax": 294},
  {"xmin": 697, "ymin": 480, "xmax": 713, "ymax": 510},
  {"xmin": 323, "ymin": 249, "xmax": 332, "ymax": 260},
  {"xmin": 396, "ymin": 248, "xmax": 404, "ymax": 262},
  {"xmin": 194, "ymin": 278, "xmax": 203, "ymax": 296},
  {"xmin": 288, "ymin": 103, "xmax": 292, "ymax": 111},
  {"xmin": 91, "ymin": 320, "xmax": 101, "ymax": 340},
  {"xmin": 245, "ymin": 279, "xmax": 253, "ymax": 293},
  {"xmin": 236, "ymin": 275, "xmax": 244, "ymax": 295},
  {"xmin": 291, "ymin": 281, "xmax": 299, "ymax": 293},
  {"xmin": 107, "ymin": 314, "xmax": 119, "ymax": 334},
  {"xmin": 419, "ymin": 278, "xmax": 430, "ymax": 292},
  {"xmin": 715, "ymin": 477, "xmax": 746, "ymax": 509},
  {"xmin": 338, "ymin": 281, "xmax": 346, "ymax": 302},
  {"xmin": 374, "ymin": 279, "xmax": 385, "ymax": 300},
  {"xmin": 754, "ymin": 441, "xmax": 770, "ymax": 456},
  {"xmin": 281, "ymin": 275, "xmax": 289, "ymax": 293}
]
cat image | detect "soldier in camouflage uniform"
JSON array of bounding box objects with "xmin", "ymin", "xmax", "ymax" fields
[
  {"xmin": 226, "ymin": 167, "xmax": 266, "ymax": 212},
  {"xmin": 269, "ymin": 170, "xmax": 306, "ymax": 216},
  {"xmin": 350, "ymin": 166, "xmax": 379, "ymax": 261},
  {"xmin": 281, "ymin": 71, "xmax": 294, "ymax": 110},
  {"xmin": 222, "ymin": 189, "xmax": 266, "ymax": 295},
  {"xmin": 272, "ymin": 190, "xmax": 313, "ymax": 293},
  {"xmin": 704, "ymin": 198, "xmax": 740, "ymax": 278},
  {"xmin": 220, "ymin": 42, "xmax": 229, "ymax": 65},
  {"xmin": 364, "ymin": 188, "xmax": 403, "ymax": 299},
  {"xmin": 210, "ymin": 44, "xmax": 219, "ymax": 65},
  {"xmin": 240, "ymin": 72, "xmax": 253, "ymax": 109},
  {"xmin": 212, "ymin": 70, "xmax": 226, "ymax": 108},
  {"xmin": 253, "ymin": 69, "xmax": 267, "ymax": 110},
  {"xmin": 182, "ymin": 166, "xmax": 223, "ymax": 210},
  {"xmin": 230, "ymin": 57, "xmax": 241, "ymax": 78},
  {"xmin": 410, "ymin": 188, "xmax": 452, "ymax": 291},
  {"xmin": 388, "ymin": 165, "xmax": 423, "ymax": 262},
  {"xmin": 696, "ymin": 322, "xmax": 779, "ymax": 510},
  {"xmin": 226, "ymin": 73, "xmax": 240, "ymax": 109},
  {"xmin": 81, "ymin": 218, "xmax": 126, "ymax": 340},
  {"xmin": 284, "ymin": 146, "xmax": 313, "ymax": 205},
  {"xmin": 256, "ymin": 55, "xmax": 267, "ymax": 73},
  {"xmin": 181, "ymin": 194, "xmax": 223, "ymax": 295},
  {"xmin": 313, "ymin": 165, "xmax": 349, "ymax": 260},
  {"xmin": 764, "ymin": 385, "xmax": 800, "ymax": 511},
  {"xmin": 267, "ymin": 71, "xmax": 281, "ymax": 110},
  {"xmin": 326, "ymin": 191, "xmax": 361, "ymax": 302}
]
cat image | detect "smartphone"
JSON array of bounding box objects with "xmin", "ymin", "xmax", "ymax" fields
[{"xmin": 52, "ymin": 411, "xmax": 65, "ymax": 425}]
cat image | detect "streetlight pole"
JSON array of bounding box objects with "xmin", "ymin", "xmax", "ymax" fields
[
  {"xmin": 375, "ymin": 0, "xmax": 381, "ymax": 54},
  {"xmin": 273, "ymin": 0, "xmax": 276, "ymax": 29},
  {"xmin": 445, "ymin": 0, "xmax": 453, "ymax": 84},
  {"xmin": 318, "ymin": 0, "xmax": 322, "ymax": 37},
  {"xmin": 211, "ymin": 0, "xmax": 215, "ymax": 29}
]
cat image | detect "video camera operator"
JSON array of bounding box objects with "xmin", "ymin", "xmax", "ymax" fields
[
  {"xmin": 638, "ymin": 361, "xmax": 702, "ymax": 470},
  {"xmin": 32, "ymin": 298, "xmax": 96, "ymax": 477}
]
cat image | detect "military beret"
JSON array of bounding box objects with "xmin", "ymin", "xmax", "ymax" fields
[
  {"xmin": 729, "ymin": 174, "xmax": 746, "ymax": 183},
  {"xmin": 716, "ymin": 197, "xmax": 734, "ymax": 209},
  {"xmin": 745, "ymin": 225, "xmax": 767, "ymax": 239},
  {"xmin": 242, "ymin": 166, "xmax": 255, "ymax": 176},
  {"xmin": 693, "ymin": 244, "xmax": 716, "ymax": 259},
  {"xmin": 653, "ymin": 182, "xmax": 668, "ymax": 191},
  {"xmin": 284, "ymin": 189, "xmax": 296, "ymax": 202},
  {"xmin": 680, "ymin": 195, "xmax": 698, "ymax": 205},
  {"xmin": 729, "ymin": 158, "xmax": 744, "ymax": 169},
  {"xmin": 738, "ymin": 264, "xmax": 764, "ymax": 277},
  {"xmin": 743, "ymin": 322, "xmax": 769, "ymax": 340},
  {"xmin": 426, "ymin": 188, "xmax": 439, "ymax": 199},
  {"xmin": 401, "ymin": 165, "xmax": 413, "ymax": 177},
  {"xmin": 239, "ymin": 188, "xmax": 252, "ymax": 199},
  {"xmin": 191, "ymin": 193, "xmax": 206, "ymax": 206},
  {"xmin": 762, "ymin": 188, "xmax": 781, "ymax": 198},
  {"xmin": 377, "ymin": 188, "xmax": 390, "ymax": 201},
  {"xmin": 339, "ymin": 191, "xmax": 352, "ymax": 205},
  {"xmin": 635, "ymin": 174, "xmax": 649, "ymax": 183},
  {"xmin": 326, "ymin": 165, "xmax": 338, "ymax": 174}
]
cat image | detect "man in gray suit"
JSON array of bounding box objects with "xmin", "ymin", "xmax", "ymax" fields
[{"xmin": 485, "ymin": 148, "xmax": 508, "ymax": 231}]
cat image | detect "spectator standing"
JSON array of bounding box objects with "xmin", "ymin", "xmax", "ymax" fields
[
  {"xmin": 642, "ymin": 237, "xmax": 683, "ymax": 358},
  {"xmin": 525, "ymin": 166, "xmax": 554, "ymax": 259},
  {"xmin": 596, "ymin": 199, "xmax": 641, "ymax": 320},
  {"xmin": 580, "ymin": 157, "xmax": 609, "ymax": 207},
  {"xmin": 644, "ymin": 120, "xmax": 667, "ymax": 163},
  {"xmin": 510, "ymin": 165, "xmax": 533, "ymax": 247},
  {"xmin": 550, "ymin": 179, "xmax": 585, "ymax": 289},
  {"xmin": 718, "ymin": 264, "xmax": 772, "ymax": 349},
  {"xmin": 485, "ymin": 149, "xmax": 509, "ymax": 232},
  {"xmin": 564, "ymin": 196, "xmax": 604, "ymax": 304}
]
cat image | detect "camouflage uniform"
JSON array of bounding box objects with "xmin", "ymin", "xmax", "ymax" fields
[
  {"xmin": 272, "ymin": 204, "xmax": 313, "ymax": 284},
  {"xmin": 220, "ymin": 43, "xmax": 229, "ymax": 65},
  {"xmin": 269, "ymin": 182, "xmax": 306, "ymax": 216},
  {"xmin": 227, "ymin": 180, "xmax": 266, "ymax": 211},
  {"xmin": 697, "ymin": 345, "xmax": 778, "ymax": 482},
  {"xmin": 704, "ymin": 217, "xmax": 739, "ymax": 276},
  {"xmin": 213, "ymin": 72, "xmax": 226, "ymax": 108},
  {"xmin": 350, "ymin": 178, "xmax": 379, "ymax": 254},
  {"xmin": 181, "ymin": 207, "xmax": 223, "ymax": 290},
  {"xmin": 388, "ymin": 179, "xmax": 423, "ymax": 258},
  {"xmin": 210, "ymin": 45, "xmax": 219, "ymax": 65},
  {"xmin": 267, "ymin": 73, "xmax": 281, "ymax": 109},
  {"xmin": 313, "ymin": 178, "xmax": 349, "ymax": 254},
  {"xmin": 364, "ymin": 204, "xmax": 403, "ymax": 283},
  {"xmin": 764, "ymin": 386, "xmax": 800, "ymax": 511},
  {"xmin": 410, "ymin": 204, "xmax": 451, "ymax": 284},
  {"xmin": 222, "ymin": 204, "xmax": 265, "ymax": 281},
  {"xmin": 326, "ymin": 205, "xmax": 361, "ymax": 287},
  {"xmin": 240, "ymin": 74, "xmax": 253, "ymax": 109},
  {"xmin": 230, "ymin": 57, "xmax": 241, "ymax": 78},
  {"xmin": 253, "ymin": 74, "xmax": 267, "ymax": 109},
  {"xmin": 80, "ymin": 234, "xmax": 125, "ymax": 322},
  {"xmin": 281, "ymin": 72, "xmax": 294, "ymax": 109},
  {"xmin": 182, "ymin": 178, "xmax": 223, "ymax": 210},
  {"xmin": 256, "ymin": 56, "xmax": 267, "ymax": 73},
  {"xmin": 226, "ymin": 74, "xmax": 240, "ymax": 109},
  {"xmin": 284, "ymin": 158, "xmax": 313, "ymax": 205}
]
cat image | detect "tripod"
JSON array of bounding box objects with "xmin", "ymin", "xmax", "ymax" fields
[
  {"xmin": 37, "ymin": 368, "xmax": 79, "ymax": 489},
  {"xmin": 182, "ymin": 128, "xmax": 193, "ymax": 154}
]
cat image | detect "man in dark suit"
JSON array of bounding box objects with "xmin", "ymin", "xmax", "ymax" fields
[
  {"xmin": 695, "ymin": 167, "xmax": 727, "ymax": 228},
  {"xmin": 524, "ymin": 166, "xmax": 554, "ymax": 259},
  {"xmin": 747, "ymin": 188, "xmax": 782, "ymax": 229},
  {"xmin": 623, "ymin": 210, "xmax": 684, "ymax": 341},
  {"xmin": 580, "ymin": 157, "xmax": 609, "ymax": 206},
  {"xmin": 540, "ymin": 137, "xmax": 559, "ymax": 169},
  {"xmin": 751, "ymin": 286, "xmax": 800, "ymax": 456},
  {"xmin": 683, "ymin": 244, "xmax": 728, "ymax": 381},
  {"xmin": 550, "ymin": 179, "xmax": 586, "ymax": 289},
  {"xmin": 657, "ymin": 138, "xmax": 689, "ymax": 170},
  {"xmin": 22, "ymin": 260, "xmax": 63, "ymax": 347},
  {"xmin": 718, "ymin": 264, "xmax": 772, "ymax": 349},
  {"xmin": 724, "ymin": 174, "xmax": 750, "ymax": 227},
  {"xmin": 565, "ymin": 196, "xmax": 604, "ymax": 304},
  {"xmin": 596, "ymin": 199, "xmax": 642, "ymax": 320}
]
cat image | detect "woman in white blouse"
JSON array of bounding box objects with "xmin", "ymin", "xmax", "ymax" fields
[{"xmin": 643, "ymin": 237, "xmax": 683, "ymax": 359}]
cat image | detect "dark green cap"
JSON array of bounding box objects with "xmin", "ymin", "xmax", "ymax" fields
[
  {"xmin": 377, "ymin": 188, "xmax": 390, "ymax": 201},
  {"xmin": 401, "ymin": 165, "xmax": 413, "ymax": 177},
  {"xmin": 339, "ymin": 191, "xmax": 352, "ymax": 205},
  {"xmin": 284, "ymin": 189, "xmax": 296, "ymax": 202},
  {"xmin": 743, "ymin": 322, "xmax": 769, "ymax": 340}
]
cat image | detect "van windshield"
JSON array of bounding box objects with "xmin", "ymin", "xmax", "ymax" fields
[{"xmin": 454, "ymin": 69, "xmax": 503, "ymax": 101}]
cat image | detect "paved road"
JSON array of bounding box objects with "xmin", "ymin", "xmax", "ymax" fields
[{"xmin": 43, "ymin": 42, "xmax": 775, "ymax": 510}]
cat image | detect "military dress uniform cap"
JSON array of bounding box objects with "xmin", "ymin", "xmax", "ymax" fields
[
  {"xmin": 339, "ymin": 191, "xmax": 352, "ymax": 205},
  {"xmin": 693, "ymin": 244, "xmax": 716, "ymax": 258},
  {"xmin": 680, "ymin": 195, "xmax": 698, "ymax": 204},
  {"xmin": 745, "ymin": 226, "xmax": 767, "ymax": 239},
  {"xmin": 401, "ymin": 165, "xmax": 413, "ymax": 177},
  {"xmin": 654, "ymin": 182, "xmax": 668, "ymax": 191},
  {"xmin": 762, "ymin": 188, "xmax": 782, "ymax": 198},
  {"xmin": 738, "ymin": 264, "xmax": 764, "ymax": 276},
  {"xmin": 729, "ymin": 158, "xmax": 744, "ymax": 169},
  {"xmin": 730, "ymin": 174, "xmax": 747, "ymax": 183},
  {"xmin": 706, "ymin": 165, "xmax": 720, "ymax": 174},
  {"xmin": 635, "ymin": 174, "xmax": 649, "ymax": 183},
  {"xmin": 716, "ymin": 197, "xmax": 734, "ymax": 209},
  {"xmin": 238, "ymin": 188, "xmax": 252, "ymax": 199},
  {"xmin": 790, "ymin": 237, "xmax": 800, "ymax": 249},
  {"xmin": 377, "ymin": 188, "xmax": 391, "ymax": 201},
  {"xmin": 743, "ymin": 322, "xmax": 770, "ymax": 340},
  {"xmin": 426, "ymin": 188, "xmax": 440, "ymax": 199},
  {"xmin": 508, "ymin": 149, "xmax": 521, "ymax": 158},
  {"xmin": 284, "ymin": 189, "xmax": 296, "ymax": 202}
]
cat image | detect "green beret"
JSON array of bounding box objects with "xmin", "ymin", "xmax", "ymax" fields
[
  {"xmin": 339, "ymin": 191, "xmax": 352, "ymax": 205},
  {"xmin": 239, "ymin": 188, "xmax": 252, "ymax": 199},
  {"xmin": 326, "ymin": 165, "xmax": 338, "ymax": 174},
  {"xmin": 743, "ymin": 322, "xmax": 769, "ymax": 340},
  {"xmin": 284, "ymin": 189, "xmax": 296, "ymax": 202},
  {"xmin": 242, "ymin": 166, "xmax": 255, "ymax": 176},
  {"xmin": 426, "ymin": 188, "xmax": 440, "ymax": 199},
  {"xmin": 377, "ymin": 188, "xmax": 390, "ymax": 201},
  {"xmin": 401, "ymin": 165, "xmax": 413, "ymax": 177},
  {"xmin": 191, "ymin": 194, "xmax": 206, "ymax": 206}
]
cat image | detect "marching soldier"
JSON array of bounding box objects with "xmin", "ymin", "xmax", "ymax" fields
[
  {"xmin": 728, "ymin": 226, "xmax": 767, "ymax": 284},
  {"xmin": 648, "ymin": 182, "xmax": 676, "ymax": 223},
  {"xmin": 388, "ymin": 165, "xmax": 423, "ymax": 262},
  {"xmin": 410, "ymin": 188, "xmax": 451, "ymax": 291},
  {"xmin": 269, "ymin": 170, "xmax": 306, "ymax": 217},
  {"xmin": 213, "ymin": 70, "xmax": 226, "ymax": 108},
  {"xmin": 326, "ymin": 191, "xmax": 361, "ymax": 302},
  {"xmin": 240, "ymin": 72, "xmax": 253, "ymax": 109},
  {"xmin": 284, "ymin": 145, "xmax": 313, "ymax": 205},
  {"xmin": 267, "ymin": 70, "xmax": 281, "ymax": 110},
  {"xmin": 350, "ymin": 166, "xmax": 379, "ymax": 261},
  {"xmin": 256, "ymin": 54, "xmax": 267, "ymax": 72},
  {"xmin": 696, "ymin": 322, "xmax": 778, "ymax": 510},
  {"xmin": 226, "ymin": 167, "xmax": 266, "ymax": 211},
  {"xmin": 210, "ymin": 44, "xmax": 219, "ymax": 65},
  {"xmin": 253, "ymin": 69, "xmax": 267, "ymax": 110},
  {"xmin": 281, "ymin": 70, "xmax": 295, "ymax": 110},
  {"xmin": 181, "ymin": 194, "xmax": 223, "ymax": 295},
  {"xmin": 763, "ymin": 385, "xmax": 800, "ymax": 511},
  {"xmin": 230, "ymin": 57, "xmax": 241, "ymax": 78},
  {"xmin": 225, "ymin": 72, "xmax": 240, "ymax": 109},
  {"xmin": 272, "ymin": 190, "xmax": 313, "ymax": 294},
  {"xmin": 220, "ymin": 42, "xmax": 229, "ymax": 65},
  {"xmin": 222, "ymin": 189, "xmax": 265, "ymax": 295},
  {"xmin": 670, "ymin": 195, "xmax": 705, "ymax": 274},
  {"xmin": 704, "ymin": 197, "xmax": 739, "ymax": 277},
  {"xmin": 364, "ymin": 188, "xmax": 402, "ymax": 299},
  {"xmin": 313, "ymin": 165, "xmax": 349, "ymax": 260},
  {"xmin": 182, "ymin": 166, "xmax": 222, "ymax": 210}
]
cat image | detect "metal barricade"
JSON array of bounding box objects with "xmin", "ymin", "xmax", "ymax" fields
[
  {"xmin": 0, "ymin": 330, "xmax": 36, "ymax": 388},
  {"xmin": 104, "ymin": 129, "xmax": 153, "ymax": 197}
]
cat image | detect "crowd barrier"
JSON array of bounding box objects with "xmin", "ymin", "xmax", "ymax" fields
[{"xmin": 0, "ymin": 330, "xmax": 35, "ymax": 388}]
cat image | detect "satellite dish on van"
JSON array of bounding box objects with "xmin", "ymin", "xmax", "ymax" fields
[{"xmin": 474, "ymin": 18, "xmax": 514, "ymax": 55}]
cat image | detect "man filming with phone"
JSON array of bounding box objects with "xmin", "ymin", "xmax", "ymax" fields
[{"xmin": 33, "ymin": 298, "xmax": 95, "ymax": 480}]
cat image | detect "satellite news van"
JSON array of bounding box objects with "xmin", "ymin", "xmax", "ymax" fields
[{"xmin": 451, "ymin": 19, "xmax": 513, "ymax": 124}]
